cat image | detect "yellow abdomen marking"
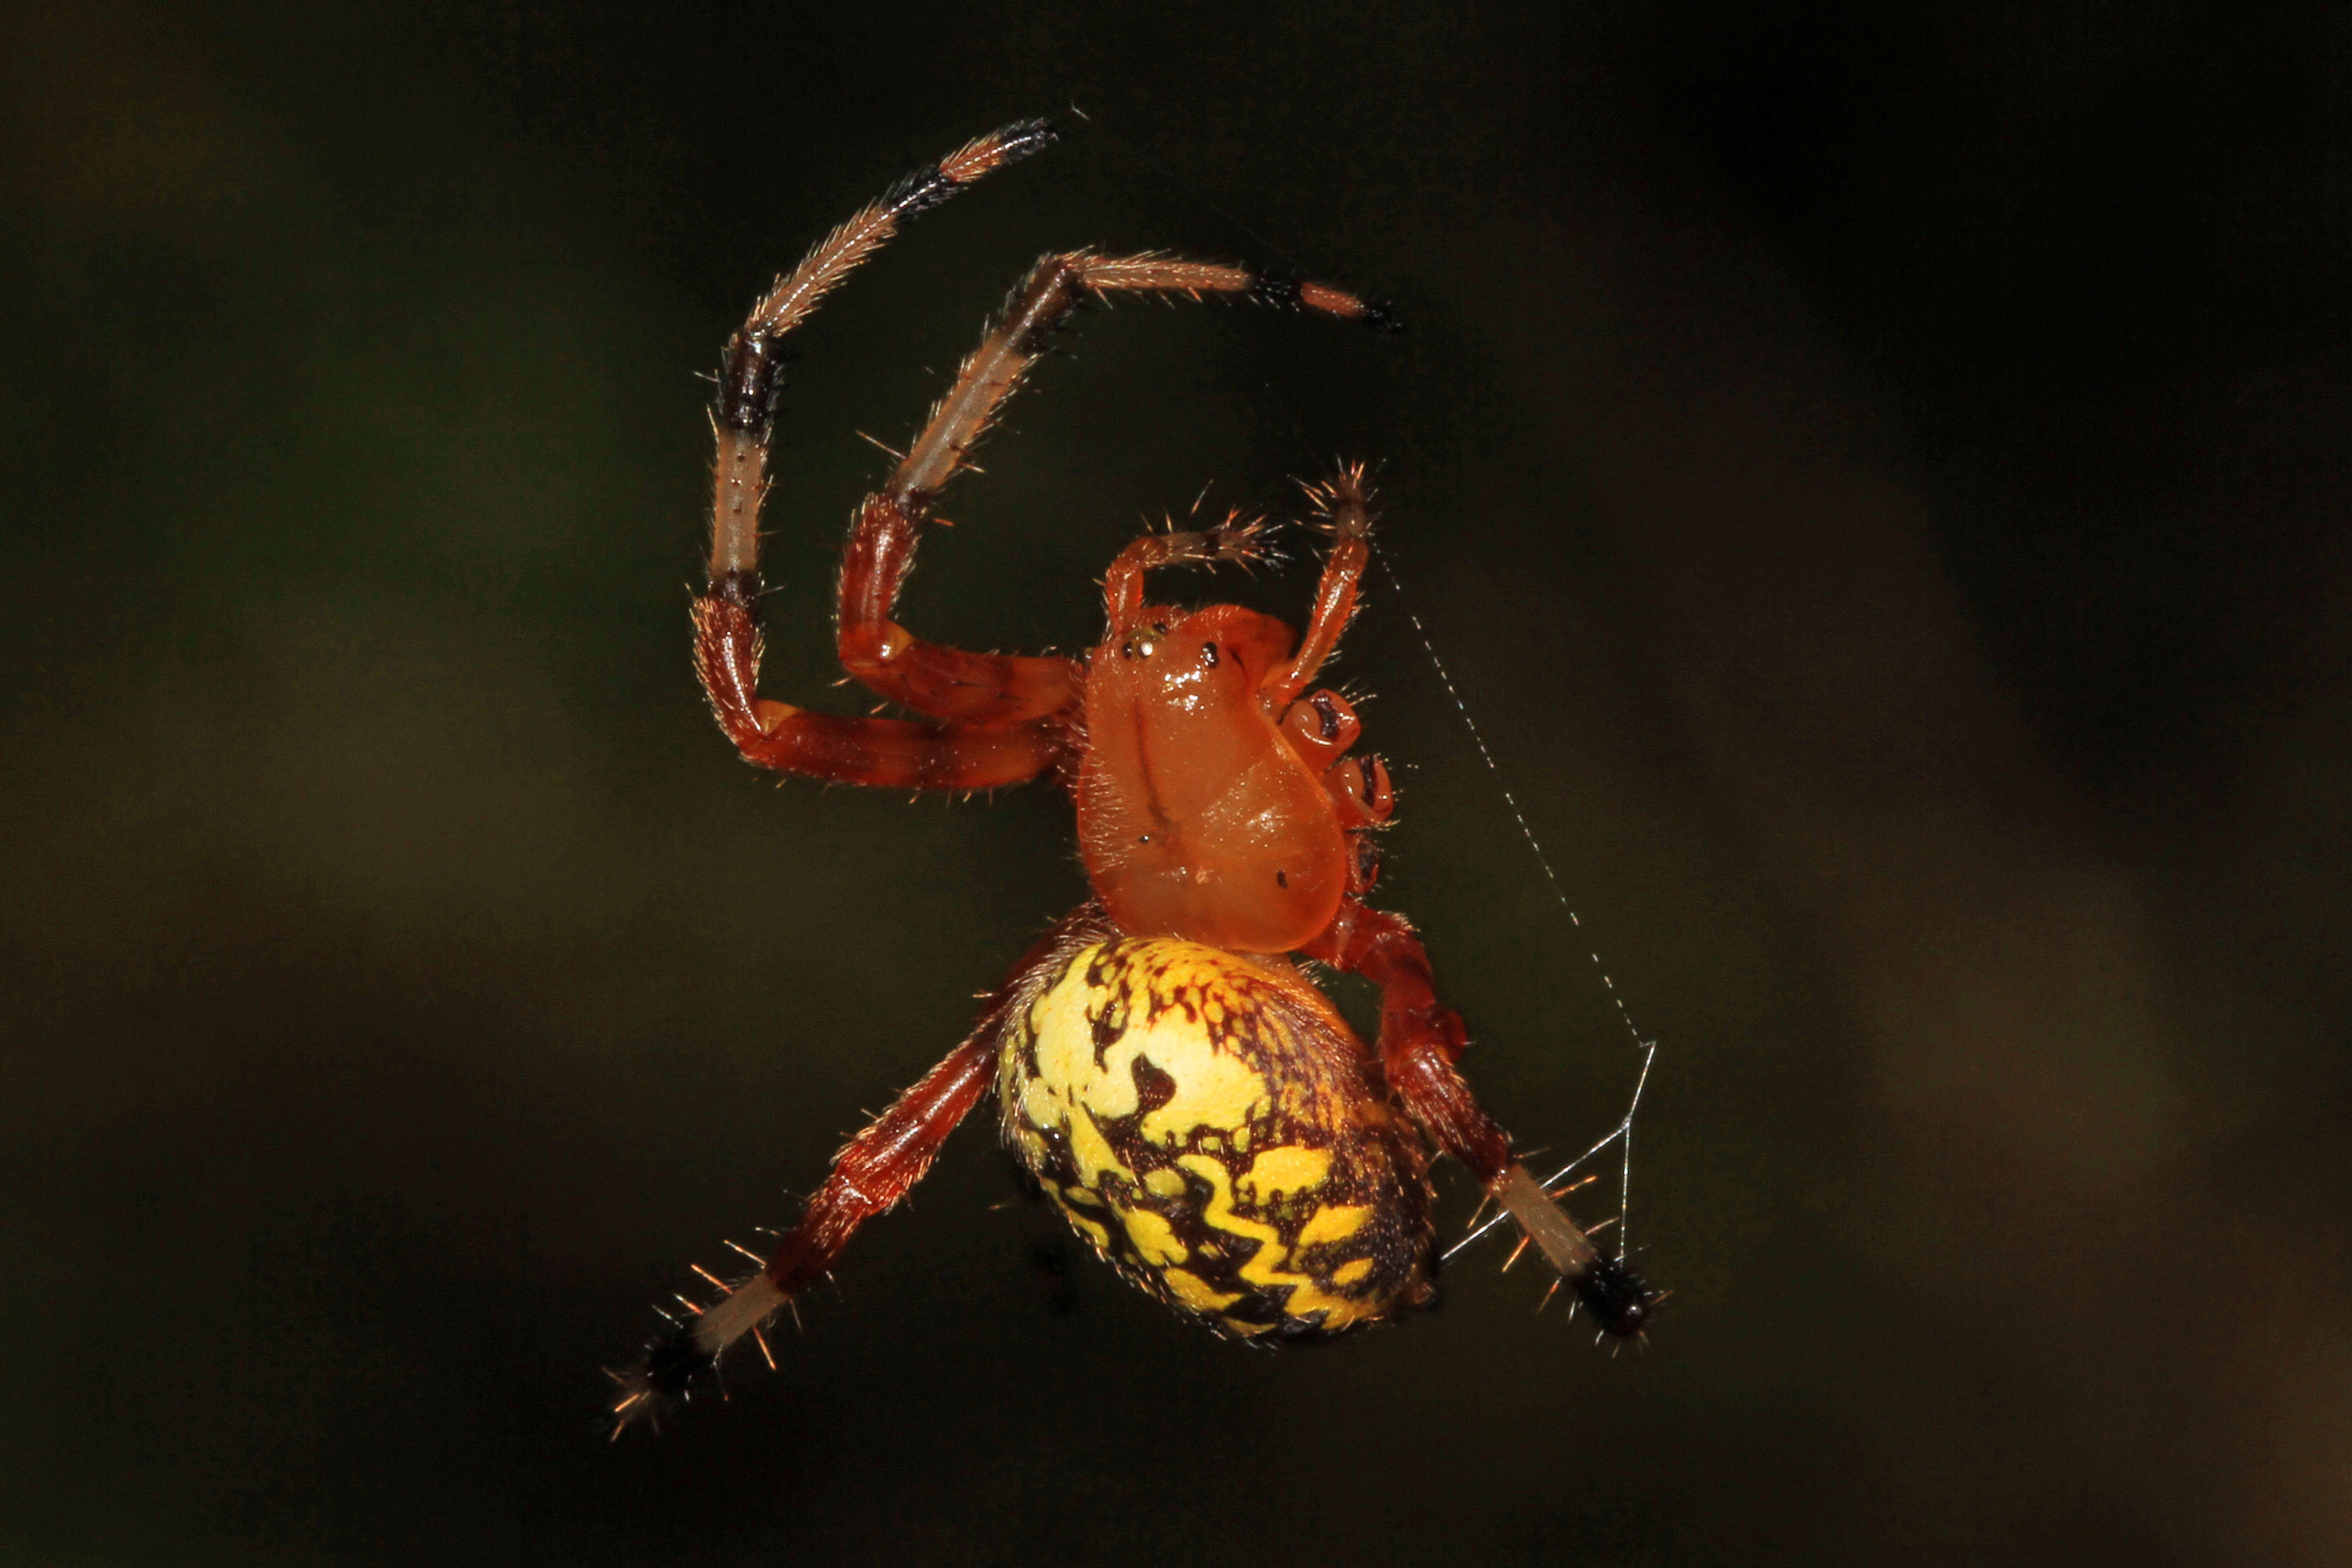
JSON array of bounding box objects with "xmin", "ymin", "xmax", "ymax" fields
[{"xmin": 997, "ymin": 935, "xmax": 1434, "ymax": 1338}]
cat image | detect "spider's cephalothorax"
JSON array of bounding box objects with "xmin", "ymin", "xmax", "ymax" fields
[{"xmin": 612, "ymin": 121, "xmax": 1655, "ymax": 1431}]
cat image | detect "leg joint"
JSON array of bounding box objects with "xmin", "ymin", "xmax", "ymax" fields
[{"xmin": 716, "ymin": 331, "xmax": 786, "ymax": 434}]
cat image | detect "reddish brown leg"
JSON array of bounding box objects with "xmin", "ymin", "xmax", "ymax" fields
[
  {"xmin": 690, "ymin": 122, "xmax": 1071, "ymax": 786},
  {"xmin": 1275, "ymin": 689, "xmax": 1390, "ymax": 892},
  {"xmin": 1101, "ymin": 516, "xmax": 1274, "ymax": 635},
  {"xmin": 614, "ymin": 911, "xmax": 1106, "ymax": 1430},
  {"xmin": 1264, "ymin": 468, "xmax": 1387, "ymax": 855},
  {"xmin": 612, "ymin": 1033, "xmax": 993, "ymax": 1430},
  {"xmin": 1265, "ymin": 464, "xmax": 1376, "ymax": 706},
  {"xmin": 838, "ymin": 253, "xmax": 1395, "ymax": 718},
  {"xmin": 694, "ymin": 583, "xmax": 1063, "ymax": 789},
  {"xmin": 835, "ymin": 599, "xmax": 1084, "ymax": 724},
  {"xmin": 1302, "ymin": 899, "xmax": 1656, "ymax": 1332},
  {"xmin": 1302, "ymin": 901, "xmax": 1486, "ymax": 1148}
]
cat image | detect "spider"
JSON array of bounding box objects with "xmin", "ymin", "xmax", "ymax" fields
[{"xmin": 615, "ymin": 119, "xmax": 1656, "ymax": 1429}]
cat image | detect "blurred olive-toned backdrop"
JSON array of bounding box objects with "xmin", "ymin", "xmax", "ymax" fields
[{"xmin": 7, "ymin": 4, "xmax": 2348, "ymax": 1564}]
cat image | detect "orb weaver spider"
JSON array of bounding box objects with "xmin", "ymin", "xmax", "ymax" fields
[{"xmin": 615, "ymin": 119, "xmax": 1656, "ymax": 1429}]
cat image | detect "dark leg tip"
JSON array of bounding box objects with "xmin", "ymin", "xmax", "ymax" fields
[
  {"xmin": 1573, "ymin": 1254, "xmax": 1661, "ymax": 1337},
  {"xmin": 609, "ymin": 1321, "xmax": 725, "ymax": 1436},
  {"xmin": 640, "ymin": 1322, "xmax": 721, "ymax": 1400},
  {"xmin": 996, "ymin": 117, "xmax": 1061, "ymax": 160}
]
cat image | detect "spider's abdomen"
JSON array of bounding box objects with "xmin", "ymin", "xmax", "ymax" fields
[{"xmin": 998, "ymin": 935, "xmax": 1434, "ymax": 1338}]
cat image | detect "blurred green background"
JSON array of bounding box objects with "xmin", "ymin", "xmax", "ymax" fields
[{"xmin": 5, "ymin": 3, "xmax": 2347, "ymax": 1563}]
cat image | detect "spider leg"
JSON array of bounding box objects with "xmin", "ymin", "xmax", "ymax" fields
[
  {"xmin": 617, "ymin": 910, "xmax": 1102, "ymax": 1428},
  {"xmin": 1259, "ymin": 468, "xmax": 1387, "ymax": 881},
  {"xmin": 691, "ymin": 121, "xmax": 1068, "ymax": 788},
  {"xmin": 1300, "ymin": 898, "xmax": 1654, "ymax": 1332},
  {"xmin": 1265, "ymin": 463, "xmax": 1376, "ymax": 705},
  {"xmin": 617, "ymin": 1026, "xmax": 995, "ymax": 1426},
  {"xmin": 708, "ymin": 119, "xmax": 1056, "ymax": 579},
  {"xmin": 693, "ymin": 579, "xmax": 1062, "ymax": 789},
  {"xmin": 837, "ymin": 252, "xmax": 1397, "ymax": 719},
  {"xmin": 1100, "ymin": 514, "xmax": 1276, "ymax": 634}
]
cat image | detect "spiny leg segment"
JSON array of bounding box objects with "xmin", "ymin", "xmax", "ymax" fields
[
  {"xmin": 1277, "ymin": 467, "xmax": 1391, "ymax": 876},
  {"xmin": 835, "ymin": 253, "xmax": 1400, "ymax": 721},
  {"xmin": 707, "ymin": 119, "xmax": 1059, "ymax": 581},
  {"xmin": 614, "ymin": 911, "xmax": 1107, "ymax": 1433},
  {"xmin": 611, "ymin": 1029, "xmax": 995, "ymax": 1432},
  {"xmin": 1101, "ymin": 513, "xmax": 1276, "ymax": 634},
  {"xmin": 1268, "ymin": 464, "xmax": 1376, "ymax": 704},
  {"xmin": 691, "ymin": 118, "xmax": 1406, "ymax": 774},
  {"xmin": 1303, "ymin": 899, "xmax": 1657, "ymax": 1334},
  {"xmin": 693, "ymin": 118, "xmax": 1071, "ymax": 790}
]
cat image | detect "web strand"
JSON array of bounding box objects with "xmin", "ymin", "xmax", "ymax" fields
[
  {"xmin": 1369, "ymin": 543, "xmax": 1647, "ymax": 1050},
  {"xmin": 1371, "ymin": 541, "xmax": 1657, "ymax": 1263}
]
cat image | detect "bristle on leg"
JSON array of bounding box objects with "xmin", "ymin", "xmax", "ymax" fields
[
  {"xmin": 1492, "ymin": 1163, "xmax": 1660, "ymax": 1338},
  {"xmin": 609, "ymin": 1273, "xmax": 791, "ymax": 1436}
]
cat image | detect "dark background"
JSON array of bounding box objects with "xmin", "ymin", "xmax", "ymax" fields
[{"xmin": 6, "ymin": 3, "xmax": 2348, "ymax": 1563}]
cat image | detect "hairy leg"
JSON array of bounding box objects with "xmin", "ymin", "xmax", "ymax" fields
[
  {"xmin": 840, "ymin": 252, "xmax": 1396, "ymax": 718},
  {"xmin": 707, "ymin": 120, "xmax": 1057, "ymax": 582},
  {"xmin": 1265, "ymin": 464, "xmax": 1376, "ymax": 705},
  {"xmin": 1302, "ymin": 899, "xmax": 1656, "ymax": 1333},
  {"xmin": 693, "ymin": 578, "xmax": 1063, "ymax": 788},
  {"xmin": 689, "ymin": 121, "xmax": 1071, "ymax": 784},
  {"xmin": 615, "ymin": 911, "xmax": 1102, "ymax": 1428},
  {"xmin": 1100, "ymin": 514, "xmax": 1275, "ymax": 635}
]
